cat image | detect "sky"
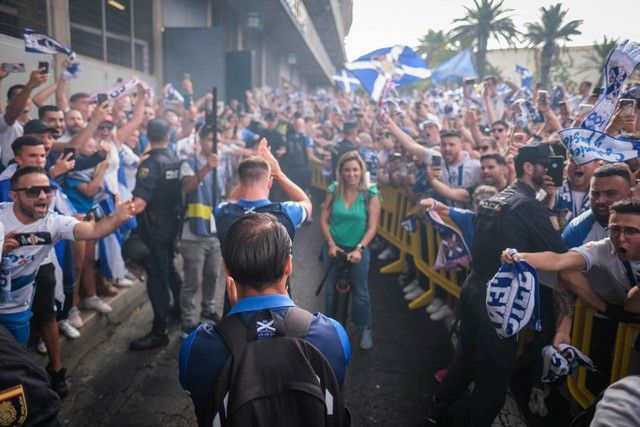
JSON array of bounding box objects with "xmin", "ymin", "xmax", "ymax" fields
[{"xmin": 344, "ymin": 0, "xmax": 640, "ymax": 61}]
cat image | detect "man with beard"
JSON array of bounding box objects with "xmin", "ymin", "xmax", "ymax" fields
[
  {"xmin": 544, "ymin": 157, "xmax": 597, "ymax": 229},
  {"xmin": 0, "ymin": 166, "xmax": 135, "ymax": 394},
  {"xmin": 58, "ymin": 110, "xmax": 85, "ymax": 143},
  {"xmin": 38, "ymin": 106, "xmax": 65, "ymax": 139},
  {"xmin": 427, "ymin": 154, "xmax": 508, "ymax": 206},
  {"xmin": 426, "ymin": 143, "xmax": 567, "ymax": 426}
]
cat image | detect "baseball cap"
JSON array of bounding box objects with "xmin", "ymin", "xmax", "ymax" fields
[
  {"xmin": 23, "ymin": 120, "xmax": 56, "ymax": 135},
  {"xmin": 418, "ymin": 113, "xmax": 441, "ymax": 130},
  {"xmin": 514, "ymin": 142, "xmax": 554, "ymax": 165},
  {"xmin": 146, "ymin": 118, "xmax": 171, "ymax": 142}
]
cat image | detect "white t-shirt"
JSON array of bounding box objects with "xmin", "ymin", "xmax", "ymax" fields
[
  {"xmin": 119, "ymin": 144, "xmax": 140, "ymax": 192},
  {"xmin": 179, "ymin": 155, "xmax": 216, "ymax": 242},
  {"xmin": 0, "ymin": 203, "xmax": 78, "ymax": 314},
  {"xmin": 0, "ymin": 114, "xmax": 25, "ymax": 167},
  {"xmin": 571, "ymin": 237, "xmax": 638, "ymax": 304}
]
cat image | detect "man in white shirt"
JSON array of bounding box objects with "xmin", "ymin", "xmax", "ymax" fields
[
  {"xmin": 0, "ymin": 166, "xmax": 135, "ymax": 393},
  {"xmin": 0, "ymin": 69, "xmax": 48, "ymax": 167}
]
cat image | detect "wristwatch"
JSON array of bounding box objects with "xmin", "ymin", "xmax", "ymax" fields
[{"xmin": 357, "ymin": 244, "xmax": 366, "ymax": 251}]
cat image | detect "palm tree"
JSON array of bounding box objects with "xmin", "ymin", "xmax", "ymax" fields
[
  {"xmin": 580, "ymin": 36, "xmax": 618, "ymax": 87},
  {"xmin": 524, "ymin": 4, "xmax": 582, "ymax": 89},
  {"xmin": 448, "ymin": 0, "xmax": 519, "ymax": 78},
  {"xmin": 415, "ymin": 30, "xmax": 457, "ymax": 68}
]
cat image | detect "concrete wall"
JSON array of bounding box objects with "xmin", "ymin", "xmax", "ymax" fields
[{"xmin": 0, "ymin": 33, "xmax": 156, "ymax": 105}]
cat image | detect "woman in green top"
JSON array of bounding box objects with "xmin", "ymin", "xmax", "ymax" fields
[{"xmin": 320, "ymin": 151, "xmax": 381, "ymax": 349}]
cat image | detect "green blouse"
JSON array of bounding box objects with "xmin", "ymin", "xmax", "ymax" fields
[{"xmin": 327, "ymin": 182, "xmax": 380, "ymax": 248}]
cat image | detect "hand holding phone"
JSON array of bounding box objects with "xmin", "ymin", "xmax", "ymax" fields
[
  {"xmin": 38, "ymin": 61, "xmax": 49, "ymax": 75},
  {"xmin": 14, "ymin": 232, "xmax": 53, "ymax": 246},
  {"xmin": 1, "ymin": 63, "xmax": 25, "ymax": 73},
  {"xmin": 97, "ymin": 93, "xmax": 109, "ymax": 106},
  {"xmin": 63, "ymin": 147, "xmax": 75, "ymax": 160}
]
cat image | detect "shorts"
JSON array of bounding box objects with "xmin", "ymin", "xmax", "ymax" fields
[
  {"xmin": 31, "ymin": 263, "xmax": 57, "ymax": 323},
  {"xmin": 0, "ymin": 310, "xmax": 33, "ymax": 344}
]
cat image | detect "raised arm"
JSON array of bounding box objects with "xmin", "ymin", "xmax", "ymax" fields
[
  {"xmin": 32, "ymin": 81, "xmax": 57, "ymax": 108},
  {"xmin": 5, "ymin": 69, "xmax": 48, "ymax": 125},
  {"xmin": 384, "ymin": 115, "xmax": 431, "ymax": 161},
  {"xmin": 501, "ymin": 249, "xmax": 586, "ymax": 272},
  {"xmin": 73, "ymin": 194, "xmax": 135, "ymax": 240},
  {"xmin": 116, "ymin": 84, "xmax": 146, "ymax": 144},
  {"xmin": 56, "ymin": 101, "xmax": 109, "ymax": 152}
]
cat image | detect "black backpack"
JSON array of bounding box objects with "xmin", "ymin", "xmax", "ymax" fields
[
  {"xmin": 206, "ymin": 307, "xmax": 350, "ymax": 427},
  {"xmin": 215, "ymin": 202, "xmax": 296, "ymax": 248},
  {"xmin": 0, "ymin": 326, "xmax": 61, "ymax": 426}
]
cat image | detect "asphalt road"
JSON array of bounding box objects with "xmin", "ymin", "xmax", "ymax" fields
[{"xmin": 58, "ymin": 193, "xmax": 452, "ymax": 426}]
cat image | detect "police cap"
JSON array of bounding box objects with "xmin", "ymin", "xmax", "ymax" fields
[{"xmin": 515, "ymin": 142, "xmax": 554, "ymax": 166}]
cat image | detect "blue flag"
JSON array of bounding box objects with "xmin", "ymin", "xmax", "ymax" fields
[
  {"xmin": 515, "ymin": 64, "xmax": 533, "ymax": 90},
  {"xmin": 332, "ymin": 69, "xmax": 361, "ymax": 93},
  {"xmin": 430, "ymin": 49, "xmax": 477, "ymax": 83},
  {"xmin": 345, "ymin": 45, "xmax": 430, "ymax": 101}
]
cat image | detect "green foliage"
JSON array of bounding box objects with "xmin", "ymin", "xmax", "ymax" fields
[
  {"xmin": 448, "ymin": 0, "xmax": 519, "ymax": 77},
  {"xmin": 415, "ymin": 30, "xmax": 458, "ymax": 68}
]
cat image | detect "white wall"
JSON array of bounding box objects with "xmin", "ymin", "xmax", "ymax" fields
[{"xmin": 0, "ymin": 33, "xmax": 156, "ymax": 105}]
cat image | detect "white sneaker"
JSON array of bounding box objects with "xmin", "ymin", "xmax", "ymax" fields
[
  {"xmin": 67, "ymin": 306, "xmax": 84, "ymax": 329},
  {"xmin": 430, "ymin": 305, "xmax": 454, "ymax": 321},
  {"xmin": 360, "ymin": 327, "xmax": 373, "ymax": 350},
  {"xmin": 124, "ymin": 269, "xmax": 137, "ymax": 281},
  {"xmin": 59, "ymin": 320, "xmax": 81, "ymax": 339},
  {"xmin": 82, "ymin": 296, "xmax": 113, "ymax": 313},
  {"xmin": 402, "ymin": 279, "xmax": 420, "ymax": 294},
  {"xmin": 426, "ymin": 298, "xmax": 445, "ymax": 314},
  {"xmin": 37, "ymin": 338, "xmax": 47, "ymax": 354},
  {"xmin": 528, "ymin": 385, "xmax": 550, "ymax": 417},
  {"xmin": 377, "ymin": 246, "xmax": 394, "ymax": 260},
  {"xmin": 113, "ymin": 277, "xmax": 134, "ymax": 288},
  {"xmin": 404, "ymin": 287, "xmax": 424, "ymax": 301}
]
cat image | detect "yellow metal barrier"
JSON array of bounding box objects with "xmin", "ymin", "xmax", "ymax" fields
[{"xmin": 312, "ymin": 163, "xmax": 638, "ymax": 408}]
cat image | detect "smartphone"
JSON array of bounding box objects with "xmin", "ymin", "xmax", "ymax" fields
[
  {"xmin": 63, "ymin": 147, "xmax": 75, "ymax": 160},
  {"xmin": 97, "ymin": 93, "xmax": 108, "ymax": 105},
  {"xmin": 619, "ymin": 98, "xmax": 636, "ymax": 114},
  {"xmin": 38, "ymin": 61, "xmax": 49, "ymax": 74},
  {"xmin": 543, "ymin": 156, "xmax": 564, "ymax": 187},
  {"xmin": 538, "ymin": 90, "xmax": 548, "ymax": 105},
  {"xmin": 463, "ymin": 77, "xmax": 476, "ymax": 86},
  {"xmin": 431, "ymin": 154, "xmax": 442, "ymax": 167},
  {"xmin": 1, "ymin": 63, "xmax": 25, "ymax": 73},
  {"xmin": 14, "ymin": 232, "xmax": 53, "ymax": 246}
]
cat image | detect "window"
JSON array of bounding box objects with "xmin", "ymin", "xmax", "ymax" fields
[
  {"xmin": 69, "ymin": 0, "xmax": 153, "ymax": 73},
  {"xmin": 0, "ymin": 0, "xmax": 47, "ymax": 39}
]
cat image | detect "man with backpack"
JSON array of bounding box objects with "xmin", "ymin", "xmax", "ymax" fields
[
  {"xmin": 214, "ymin": 138, "xmax": 311, "ymax": 313},
  {"xmin": 282, "ymin": 117, "xmax": 314, "ymax": 194},
  {"xmin": 179, "ymin": 213, "xmax": 350, "ymax": 426}
]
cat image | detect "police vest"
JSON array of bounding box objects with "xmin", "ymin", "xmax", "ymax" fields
[
  {"xmin": 215, "ymin": 202, "xmax": 296, "ymax": 248},
  {"xmin": 146, "ymin": 149, "xmax": 181, "ymax": 216},
  {"xmin": 184, "ymin": 156, "xmax": 215, "ymax": 237}
]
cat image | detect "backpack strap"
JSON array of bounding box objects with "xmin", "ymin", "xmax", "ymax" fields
[{"xmin": 274, "ymin": 306, "xmax": 313, "ymax": 338}]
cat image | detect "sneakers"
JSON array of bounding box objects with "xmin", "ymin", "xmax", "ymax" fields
[
  {"xmin": 201, "ymin": 311, "xmax": 220, "ymax": 323},
  {"xmin": 430, "ymin": 305, "xmax": 454, "ymax": 321},
  {"xmin": 528, "ymin": 384, "xmax": 550, "ymax": 417},
  {"xmin": 97, "ymin": 281, "xmax": 118, "ymax": 297},
  {"xmin": 397, "ymin": 272, "xmax": 414, "ymax": 287},
  {"xmin": 404, "ymin": 287, "xmax": 424, "ymax": 301},
  {"xmin": 36, "ymin": 338, "xmax": 47, "ymax": 354},
  {"xmin": 402, "ymin": 279, "xmax": 420, "ymax": 294},
  {"xmin": 129, "ymin": 332, "xmax": 169, "ymax": 351},
  {"xmin": 46, "ymin": 365, "xmax": 69, "ymax": 398},
  {"xmin": 81, "ymin": 296, "xmax": 113, "ymax": 314},
  {"xmin": 377, "ymin": 246, "xmax": 394, "ymax": 260},
  {"xmin": 360, "ymin": 327, "xmax": 373, "ymax": 350},
  {"xmin": 426, "ymin": 298, "xmax": 444, "ymax": 314},
  {"xmin": 113, "ymin": 277, "xmax": 134, "ymax": 288},
  {"xmin": 124, "ymin": 269, "xmax": 137, "ymax": 281},
  {"xmin": 67, "ymin": 306, "xmax": 84, "ymax": 328},
  {"xmin": 181, "ymin": 323, "xmax": 199, "ymax": 339},
  {"xmin": 59, "ymin": 320, "xmax": 81, "ymax": 339}
]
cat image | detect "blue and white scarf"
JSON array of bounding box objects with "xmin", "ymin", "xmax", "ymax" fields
[
  {"xmin": 23, "ymin": 28, "xmax": 80, "ymax": 79},
  {"xmin": 541, "ymin": 343, "xmax": 596, "ymax": 383},
  {"xmin": 581, "ymin": 40, "xmax": 640, "ymax": 131}
]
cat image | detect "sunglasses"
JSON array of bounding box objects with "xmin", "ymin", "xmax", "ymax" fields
[
  {"xmin": 13, "ymin": 185, "xmax": 57, "ymax": 198},
  {"xmin": 98, "ymin": 124, "xmax": 114, "ymax": 130},
  {"xmin": 476, "ymin": 145, "xmax": 491, "ymax": 152},
  {"xmin": 491, "ymin": 128, "xmax": 506, "ymax": 133}
]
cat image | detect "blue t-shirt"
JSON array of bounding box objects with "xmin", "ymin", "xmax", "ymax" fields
[
  {"xmin": 214, "ymin": 198, "xmax": 307, "ymax": 229},
  {"xmin": 178, "ymin": 294, "xmax": 350, "ymax": 426}
]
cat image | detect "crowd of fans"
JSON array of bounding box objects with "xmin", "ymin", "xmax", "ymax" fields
[{"xmin": 1, "ymin": 53, "xmax": 640, "ymax": 424}]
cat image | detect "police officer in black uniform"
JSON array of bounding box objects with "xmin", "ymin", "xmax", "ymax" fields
[
  {"xmin": 330, "ymin": 121, "xmax": 359, "ymax": 177},
  {"xmin": 427, "ymin": 143, "xmax": 568, "ymax": 426},
  {"xmin": 129, "ymin": 118, "xmax": 183, "ymax": 351}
]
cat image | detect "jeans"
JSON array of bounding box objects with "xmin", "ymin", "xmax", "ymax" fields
[
  {"xmin": 142, "ymin": 228, "xmax": 181, "ymax": 336},
  {"xmin": 322, "ymin": 242, "xmax": 372, "ymax": 327},
  {"xmin": 434, "ymin": 274, "xmax": 517, "ymax": 426},
  {"xmin": 179, "ymin": 239, "xmax": 221, "ymax": 326}
]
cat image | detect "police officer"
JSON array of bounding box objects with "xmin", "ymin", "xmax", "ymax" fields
[
  {"xmin": 426, "ymin": 143, "xmax": 568, "ymax": 426},
  {"xmin": 129, "ymin": 118, "xmax": 182, "ymax": 351},
  {"xmin": 330, "ymin": 121, "xmax": 358, "ymax": 177}
]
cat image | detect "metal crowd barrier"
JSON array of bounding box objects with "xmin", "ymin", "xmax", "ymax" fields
[{"xmin": 309, "ymin": 163, "xmax": 638, "ymax": 408}]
